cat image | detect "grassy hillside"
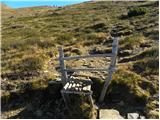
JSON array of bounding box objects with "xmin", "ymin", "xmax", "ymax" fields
[{"xmin": 1, "ymin": 1, "xmax": 159, "ymax": 119}]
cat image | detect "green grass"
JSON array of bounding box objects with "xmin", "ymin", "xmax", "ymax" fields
[
  {"xmin": 133, "ymin": 57, "xmax": 159, "ymax": 75},
  {"xmin": 107, "ymin": 69, "xmax": 150, "ymax": 104},
  {"xmin": 120, "ymin": 33, "xmax": 145, "ymax": 49}
]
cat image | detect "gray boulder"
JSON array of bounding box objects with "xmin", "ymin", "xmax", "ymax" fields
[
  {"xmin": 127, "ymin": 113, "xmax": 139, "ymax": 119},
  {"xmin": 99, "ymin": 109, "xmax": 124, "ymax": 119}
]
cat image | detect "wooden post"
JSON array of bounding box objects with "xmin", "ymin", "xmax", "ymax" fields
[
  {"xmin": 58, "ymin": 46, "xmax": 68, "ymax": 85},
  {"xmin": 89, "ymin": 94, "xmax": 94, "ymax": 108},
  {"xmin": 99, "ymin": 37, "xmax": 119, "ymax": 103}
]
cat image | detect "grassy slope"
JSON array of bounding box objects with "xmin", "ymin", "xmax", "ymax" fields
[{"xmin": 1, "ymin": 1, "xmax": 159, "ymax": 118}]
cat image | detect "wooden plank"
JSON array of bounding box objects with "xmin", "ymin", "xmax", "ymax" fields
[
  {"xmin": 64, "ymin": 82, "xmax": 70, "ymax": 90},
  {"xmin": 58, "ymin": 47, "xmax": 68, "ymax": 85},
  {"xmin": 72, "ymin": 83, "xmax": 76, "ymax": 88},
  {"xmin": 61, "ymin": 89, "xmax": 92, "ymax": 95},
  {"xmin": 63, "ymin": 53, "xmax": 113, "ymax": 60},
  {"xmin": 68, "ymin": 83, "xmax": 72, "ymax": 89},
  {"xmin": 64, "ymin": 68, "xmax": 109, "ymax": 72},
  {"xmin": 99, "ymin": 37, "xmax": 119, "ymax": 103},
  {"xmin": 83, "ymin": 86, "xmax": 87, "ymax": 91}
]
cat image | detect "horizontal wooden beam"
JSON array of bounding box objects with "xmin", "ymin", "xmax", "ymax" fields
[
  {"xmin": 61, "ymin": 89, "xmax": 92, "ymax": 95},
  {"xmin": 63, "ymin": 53, "xmax": 113, "ymax": 60},
  {"xmin": 63, "ymin": 68, "xmax": 109, "ymax": 72},
  {"xmin": 63, "ymin": 67, "xmax": 116, "ymax": 72}
]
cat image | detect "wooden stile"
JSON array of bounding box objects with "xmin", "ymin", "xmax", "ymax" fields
[{"xmin": 58, "ymin": 37, "xmax": 119, "ymax": 111}]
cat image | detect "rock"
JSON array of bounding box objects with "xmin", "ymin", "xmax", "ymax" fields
[
  {"xmin": 127, "ymin": 113, "xmax": 139, "ymax": 119},
  {"xmin": 119, "ymin": 50, "xmax": 133, "ymax": 57},
  {"xmin": 150, "ymin": 94, "xmax": 159, "ymax": 100},
  {"xmin": 139, "ymin": 115, "xmax": 145, "ymax": 119},
  {"xmin": 99, "ymin": 109, "xmax": 124, "ymax": 119}
]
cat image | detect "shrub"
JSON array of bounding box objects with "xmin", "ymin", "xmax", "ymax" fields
[
  {"xmin": 128, "ymin": 7, "xmax": 147, "ymax": 17},
  {"xmin": 56, "ymin": 33, "xmax": 75, "ymax": 45},
  {"xmin": 133, "ymin": 57, "xmax": 159, "ymax": 75},
  {"xmin": 135, "ymin": 47, "xmax": 158, "ymax": 59},
  {"xmin": 107, "ymin": 69, "xmax": 150, "ymax": 105},
  {"xmin": 19, "ymin": 55, "xmax": 46, "ymax": 72},
  {"xmin": 37, "ymin": 39, "xmax": 55, "ymax": 48},
  {"xmin": 120, "ymin": 33, "xmax": 144, "ymax": 49}
]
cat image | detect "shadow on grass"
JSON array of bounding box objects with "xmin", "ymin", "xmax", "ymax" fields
[{"xmin": 1, "ymin": 86, "xmax": 66, "ymax": 119}]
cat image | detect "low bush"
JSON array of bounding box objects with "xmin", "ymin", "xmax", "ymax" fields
[
  {"xmin": 19, "ymin": 55, "xmax": 46, "ymax": 72},
  {"xmin": 107, "ymin": 69, "xmax": 150, "ymax": 105},
  {"xmin": 128, "ymin": 7, "xmax": 147, "ymax": 17},
  {"xmin": 120, "ymin": 33, "xmax": 145, "ymax": 49},
  {"xmin": 133, "ymin": 47, "xmax": 158, "ymax": 59},
  {"xmin": 133, "ymin": 57, "xmax": 159, "ymax": 75},
  {"xmin": 37, "ymin": 39, "xmax": 55, "ymax": 48},
  {"xmin": 56, "ymin": 33, "xmax": 75, "ymax": 45}
]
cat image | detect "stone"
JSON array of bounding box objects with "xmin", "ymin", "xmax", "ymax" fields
[
  {"xmin": 99, "ymin": 109, "xmax": 124, "ymax": 119},
  {"xmin": 139, "ymin": 115, "xmax": 145, "ymax": 119},
  {"xmin": 127, "ymin": 113, "xmax": 139, "ymax": 119},
  {"xmin": 119, "ymin": 50, "xmax": 133, "ymax": 57}
]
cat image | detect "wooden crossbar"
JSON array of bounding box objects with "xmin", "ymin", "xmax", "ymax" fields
[
  {"xmin": 63, "ymin": 67, "xmax": 116, "ymax": 72},
  {"xmin": 62, "ymin": 53, "xmax": 113, "ymax": 60},
  {"xmin": 64, "ymin": 68, "xmax": 108, "ymax": 72}
]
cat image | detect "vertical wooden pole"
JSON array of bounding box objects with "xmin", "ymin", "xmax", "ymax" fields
[
  {"xmin": 89, "ymin": 94, "xmax": 94, "ymax": 108},
  {"xmin": 59, "ymin": 46, "xmax": 68, "ymax": 85},
  {"xmin": 99, "ymin": 37, "xmax": 119, "ymax": 103}
]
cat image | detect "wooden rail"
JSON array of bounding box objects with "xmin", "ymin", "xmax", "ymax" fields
[
  {"xmin": 62, "ymin": 53, "xmax": 113, "ymax": 60},
  {"xmin": 63, "ymin": 67, "xmax": 116, "ymax": 72}
]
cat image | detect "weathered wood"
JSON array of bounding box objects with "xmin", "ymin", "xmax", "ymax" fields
[
  {"xmin": 59, "ymin": 47, "xmax": 68, "ymax": 85},
  {"xmin": 63, "ymin": 53, "xmax": 113, "ymax": 60},
  {"xmin": 61, "ymin": 89, "xmax": 92, "ymax": 95},
  {"xmin": 89, "ymin": 94, "xmax": 94, "ymax": 108},
  {"xmin": 64, "ymin": 68, "xmax": 109, "ymax": 72},
  {"xmin": 99, "ymin": 37, "xmax": 119, "ymax": 103}
]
